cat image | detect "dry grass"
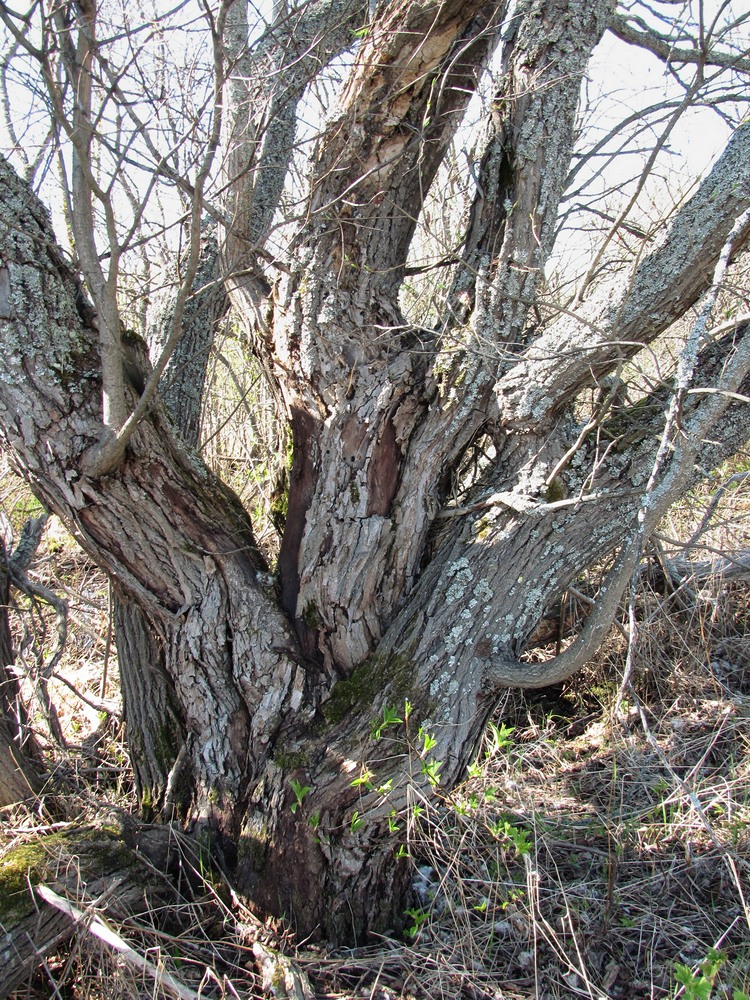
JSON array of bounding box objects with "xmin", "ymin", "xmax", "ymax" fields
[{"xmin": 2, "ymin": 462, "xmax": 750, "ymax": 999}]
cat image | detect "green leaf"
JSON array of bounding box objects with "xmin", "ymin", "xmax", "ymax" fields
[
  {"xmin": 288, "ymin": 777, "xmax": 312, "ymax": 813},
  {"xmin": 372, "ymin": 705, "xmax": 403, "ymax": 739}
]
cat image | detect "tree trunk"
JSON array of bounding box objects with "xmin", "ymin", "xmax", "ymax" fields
[
  {"xmin": 2, "ymin": 0, "xmax": 750, "ymax": 946},
  {"xmin": 113, "ymin": 597, "xmax": 187, "ymax": 818},
  {"xmin": 0, "ymin": 540, "xmax": 44, "ymax": 807},
  {"xmin": 113, "ymin": 230, "xmax": 228, "ymax": 817}
]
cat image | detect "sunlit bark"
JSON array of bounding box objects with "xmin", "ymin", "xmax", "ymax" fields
[{"xmin": 1, "ymin": 0, "xmax": 749, "ymax": 942}]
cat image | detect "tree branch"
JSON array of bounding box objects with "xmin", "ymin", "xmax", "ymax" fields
[
  {"xmin": 448, "ymin": 0, "xmax": 612, "ymax": 336},
  {"xmin": 609, "ymin": 12, "xmax": 750, "ymax": 74},
  {"xmin": 304, "ymin": 0, "xmax": 503, "ymax": 283},
  {"xmin": 220, "ymin": 0, "xmax": 368, "ymax": 295},
  {"xmin": 495, "ymin": 118, "xmax": 750, "ymax": 428}
]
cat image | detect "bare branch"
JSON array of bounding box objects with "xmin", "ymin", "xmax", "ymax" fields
[
  {"xmin": 609, "ymin": 11, "xmax": 750, "ymax": 74},
  {"xmin": 496, "ymin": 118, "xmax": 750, "ymax": 427}
]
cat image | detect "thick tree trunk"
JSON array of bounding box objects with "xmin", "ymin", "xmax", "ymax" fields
[
  {"xmin": 113, "ymin": 597, "xmax": 188, "ymax": 817},
  {"xmin": 2, "ymin": 0, "xmax": 750, "ymax": 947},
  {"xmin": 114, "ymin": 230, "xmax": 228, "ymax": 816}
]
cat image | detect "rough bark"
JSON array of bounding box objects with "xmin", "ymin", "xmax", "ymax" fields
[
  {"xmin": 1, "ymin": 0, "xmax": 750, "ymax": 946},
  {"xmin": 230, "ymin": 0, "xmax": 601, "ymax": 671},
  {"xmin": 0, "ymin": 668, "xmax": 42, "ymax": 807},
  {"xmin": 0, "ymin": 157, "xmax": 309, "ymax": 838},
  {"xmin": 113, "ymin": 596, "xmax": 187, "ymax": 817},
  {"xmin": 0, "ymin": 539, "xmax": 45, "ymax": 807},
  {"xmin": 114, "ymin": 230, "xmax": 228, "ymax": 816}
]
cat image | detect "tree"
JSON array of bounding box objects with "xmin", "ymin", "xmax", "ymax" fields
[{"xmin": 0, "ymin": 0, "xmax": 749, "ymax": 943}]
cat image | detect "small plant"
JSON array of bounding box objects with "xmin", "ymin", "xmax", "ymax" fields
[
  {"xmin": 404, "ymin": 906, "xmax": 430, "ymax": 940},
  {"xmin": 418, "ymin": 726, "xmax": 437, "ymax": 755},
  {"xmin": 349, "ymin": 810, "xmax": 364, "ymax": 833},
  {"xmin": 372, "ymin": 705, "xmax": 403, "ymax": 739},
  {"xmin": 288, "ymin": 777, "xmax": 312, "ymax": 814},
  {"xmin": 673, "ymin": 949, "xmax": 726, "ymax": 999},
  {"xmin": 486, "ymin": 721, "xmax": 515, "ymax": 757},
  {"xmin": 489, "ymin": 817, "xmax": 532, "ymax": 856},
  {"xmin": 350, "ymin": 768, "xmax": 375, "ymax": 790},
  {"xmin": 421, "ymin": 757, "xmax": 443, "ymax": 788}
]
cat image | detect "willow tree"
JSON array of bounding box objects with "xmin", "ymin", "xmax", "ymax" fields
[{"xmin": 0, "ymin": 0, "xmax": 749, "ymax": 941}]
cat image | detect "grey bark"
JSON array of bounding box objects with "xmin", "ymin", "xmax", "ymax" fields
[
  {"xmin": 114, "ymin": 230, "xmax": 229, "ymax": 816},
  {"xmin": 0, "ymin": 536, "xmax": 47, "ymax": 807},
  {"xmin": 1, "ymin": 0, "xmax": 749, "ymax": 945}
]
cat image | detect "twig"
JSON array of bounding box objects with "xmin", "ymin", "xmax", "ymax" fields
[
  {"xmin": 50, "ymin": 670, "xmax": 121, "ymax": 719},
  {"xmin": 36, "ymin": 885, "xmax": 200, "ymax": 1000}
]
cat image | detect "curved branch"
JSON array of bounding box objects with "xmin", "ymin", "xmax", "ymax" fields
[
  {"xmin": 485, "ymin": 533, "xmax": 641, "ymax": 688},
  {"xmin": 489, "ymin": 269, "xmax": 750, "ymax": 692},
  {"xmin": 496, "ymin": 118, "xmax": 750, "ymax": 428},
  {"xmin": 609, "ymin": 12, "xmax": 750, "ymax": 74}
]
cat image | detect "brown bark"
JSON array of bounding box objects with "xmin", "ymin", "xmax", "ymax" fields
[
  {"xmin": 113, "ymin": 597, "xmax": 187, "ymax": 817},
  {"xmin": 0, "ymin": 683, "xmax": 42, "ymax": 807},
  {"xmin": 1, "ymin": 0, "xmax": 750, "ymax": 947}
]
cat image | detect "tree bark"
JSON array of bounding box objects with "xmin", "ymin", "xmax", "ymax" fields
[
  {"xmin": 0, "ymin": 539, "xmax": 45, "ymax": 807},
  {"xmin": 2, "ymin": 0, "xmax": 750, "ymax": 946},
  {"xmin": 113, "ymin": 230, "xmax": 228, "ymax": 817}
]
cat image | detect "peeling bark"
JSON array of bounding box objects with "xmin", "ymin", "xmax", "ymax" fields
[{"xmin": 1, "ymin": 0, "xmax": 749, "ymax": 947}]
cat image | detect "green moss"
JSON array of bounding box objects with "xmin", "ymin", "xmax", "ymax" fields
[
  {"xmin": 270, "ymin": 490, "xmax": 288, "ymax": 531},
  {"xmin": 0, "ymin": 826, "xmax": 135, "ymax": 923},
  {"xmin": 273, "ymin": 748, "xmax": 310, "ymax": 772},
  {"xmin": 321, "ymin": 653, "xmax": 422, "ymax": 728},
  {"xmin": 140, "ymin": 787, "xmax": 154, "ymax": 821},
  {"xmin": 349, "ymin": 482, "xmax": 360, "ymax": 504},
  {"xmin": 303, "ymin": 601, "xmax": 321, "ymax": 628},
  {"xmin": 238, "ymin": 835, "xmax": 268, "ymax": 873},
  {"xmin": 545, "ymin": 476, "xmax": 568, "ymax": 504}
]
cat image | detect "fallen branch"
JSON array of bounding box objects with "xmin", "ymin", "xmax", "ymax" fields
[{"xmin": 36, "ymin": 885, "xmax": 200, "ymax": 1000}]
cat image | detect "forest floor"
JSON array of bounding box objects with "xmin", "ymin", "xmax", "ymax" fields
[{"xmin": 2, "ymin": 459, "xmax": 750, "ymax": 1000}]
